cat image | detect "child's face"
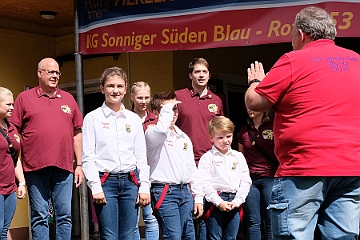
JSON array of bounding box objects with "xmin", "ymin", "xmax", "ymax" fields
[
  {"xmin": 210, "ymin": 130, "xmax": 233, "ymax": 154},
  {"xmin": 131, "ymin": 89, "xmax": 150, "ymax": 112},
  {"xmin": 100, "ymin": 75, "xmax": 127, "ymax": 106}
]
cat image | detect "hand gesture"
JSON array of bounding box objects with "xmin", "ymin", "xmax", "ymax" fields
[{"xmin": 247, "ymin": 61, "xmax": 266, "ymax": 83}]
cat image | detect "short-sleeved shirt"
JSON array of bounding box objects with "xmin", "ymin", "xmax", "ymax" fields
[
  {"xmin": 175, "ymin": 87, "xmax": 224, "ymax": 164},
  {"xmin": 255, "ymin": 39, "xmax": 360, "ymax": 177},
  {"xmin": 238, "ymin": 121, "xmax": 277, "ymax": 177},
  {"xmin": 0, "ymin": 122, "xmax": 20, "ymax": 195},
  {"xmin": 11, "ymin": 86, "xmax": 83, "ymax": 173}
]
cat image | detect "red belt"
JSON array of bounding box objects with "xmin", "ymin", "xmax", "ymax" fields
[
  {"xmin": 152, "ymin": 184, "xmax": 169, "ymax": 216},
  {"xmin": 100, "ymin": 170, "xmax": 139, "ymax": 187},
  {"xmin": 203, "ymin": 191, "xmax": 220, "ymax": 222},
  {"xmin": 203, "ymin": 192, "xmax": 243, "ymax": 222}
]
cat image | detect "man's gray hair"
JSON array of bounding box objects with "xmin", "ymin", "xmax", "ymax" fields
[{"xmin": 295, "ymin": 6, "xmax": 336, "ymax": 41}]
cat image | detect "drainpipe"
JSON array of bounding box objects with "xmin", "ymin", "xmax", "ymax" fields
[{"xmin": 74, "ymin": 0, "xmax": 89, "ymax": 239}]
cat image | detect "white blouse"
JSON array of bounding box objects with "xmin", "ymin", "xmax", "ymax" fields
[{"xmin": 82, "ymin": 103, "xmax": 150, "ymax": 195}]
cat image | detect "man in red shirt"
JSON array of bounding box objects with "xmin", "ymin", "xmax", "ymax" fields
[
  {"xmin": 176, "ymin": 58, "xmax": 225, "ymax": 165},
  {"xmin": 245, "ymin": 6, "xmax": 360, "ymax": 239},
  {"xmin": 11, "ymin": 58, "xmax": 84, "ymax": 240}
]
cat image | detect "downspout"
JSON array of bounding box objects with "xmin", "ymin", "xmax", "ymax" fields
[{"xmin": 74, "ymin": 0, "xmax": 89, "ymax": 239}]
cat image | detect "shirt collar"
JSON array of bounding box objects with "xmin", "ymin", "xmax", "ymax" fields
[
  {"xmin": 36, "ymin": 86, "xmax": 62, "ymax": 99},
  {"xmin": 303, "ymin": 39, "xmax": 334, "ymax": 50},
  {"xmin": 188, "ymin": 87, "xmax": 213, "ymax": 99},
  {"xmin": 101, "ymin": 102, "xmax": 126, "ymax": 118},
  {"xmin": 168, "ymin": 125, "xmax": 187, "ymax": 138},
  {"xmin": 211, "ymin": 145, "xmax": 235, "ymax": 156},
  {"xmin": 144, "ymin": 109, "xmax": 156, "ymax": 122}
]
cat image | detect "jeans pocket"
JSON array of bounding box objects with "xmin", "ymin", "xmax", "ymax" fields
[{"xmin": 267, "ymin": 200, "xmax": 290, "ymax": 236}]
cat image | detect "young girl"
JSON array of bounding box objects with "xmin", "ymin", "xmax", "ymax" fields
[
  {"xmin": 130, "ymin": 81, "xmax": 159, "ymax": 240},
  {"xmin": 237, "ymin": 109, "xmax": 277, "ymax": 240},
  {"xmin": 82, "ymin": 67, "xmax": 150, "ymax": 239},
  {"xmin": 198, "ymin": 116, "xmax": 251, "ymax": 240},
  {"xmin": 130, "ymin": 81, "xmax": 157, "ymax": 131}
]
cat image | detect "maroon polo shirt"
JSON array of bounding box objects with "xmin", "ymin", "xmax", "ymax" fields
[
  {"xmin": 0, "ymin": 122, "xmax": 20, "ymax": 195},
  {"xmin": 238, "ymin": 121, "xmax": 277, "ymax": 177},
  {"xmin": 11, "ymin": 86, "xmax": 83, "ymax": 173},
  {"xmin": 142, "ymin": 109, "xmax": 157, "ymax": 132},
  {"xmin": 175, "ymin": 87, "xmax": 224, "ymax": 164}
]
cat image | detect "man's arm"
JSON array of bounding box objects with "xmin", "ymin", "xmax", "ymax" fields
[
  {"xmin": 73, "ymin": 128, "xmax": 84, "ymax": 188},
  {"xmin": 245, "ymin": 61, "xmax": 273, "ymax": 112}
]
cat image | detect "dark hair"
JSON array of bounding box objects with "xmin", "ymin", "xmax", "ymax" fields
[
  {"xmin": 295, "ymin": 6, "xmax": 336, "ymax": 40},
  {"xmin": 247, "ymin": 109, "xmax": 274, "ymax": 126},
  {"xmin": 99, "ymin": 67, "xmax": 128, "ymax": 87},
  {"xmin": 150, "ymin": 90, "xmax": 177, "ymax": 112},
  {"xmin": 189, "ymin": 58, "xmax": 210, "ymax": 74}
]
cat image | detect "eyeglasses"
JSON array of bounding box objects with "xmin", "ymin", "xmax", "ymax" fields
[{"xmin": 40, "ymin": 69, "xmax": 62, "ymax": 76}]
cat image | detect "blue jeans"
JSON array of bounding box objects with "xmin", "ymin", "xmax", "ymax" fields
[
  {"xmin": 268, "ymin": 176, "xmax": 360, "ymax": 240},
  {"xmin": 0, "ymin": 192, "xmax": 16, "ymax": 240},
  {"xmin": 95, "ymin": 171, "xmax": 139, "ymax": 240},
  {"xmin": 193, "ymin": 216, "xmax": 206, "ymax": 240},
  {"xmin": 204, "ymin": 192, "xmax": 240, "ymax": 240},
  {"xmin": 151, "ymin": 183, "xmax": 195, "ymax": 240},
  {"xmin": 25, "ymin": 167, "xmax": 73, "ymax": 240},
  {"xmin": 134, "ymin": 204, "xmax": 159, "ymax": 240},
  {"xmin": 243, "ymin": 175, "xmax": 274, "ymax": 240}
]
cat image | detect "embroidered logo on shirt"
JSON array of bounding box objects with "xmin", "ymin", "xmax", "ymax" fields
[
  {"xmin": 147, "ymin": 124, "xmax": 156, "ymax": 129},
  {"xmin": 61, "ymin": 105, "xmax": 71, "ymax": 114},
  {"xmin": 102, "ymin": 122, "xmax": 110, "ymax": 129},
  {"xmin": 212, "ymin": 160, "xmax": 223, "ymax": 166},
  {"xmin": 262, "ymin": 130, "xmax": 274, "ymax": 140},
  {"xmin": 231, "ymin": 162, "xmax": 238, "ymax": 170},
  {"xmin": 125, "ymin": 124, "xmax": 131, "ymax": 133},
  {"xmin": 183, "ymin": 143, "xmax": 188, "ymax": 151},
  {"xmin": 208, "ymin": 104, "xmax": 218, "ymax": 114},
  {"xmin": 14, "ymin": 134, "xmax": 20, "ymax": 143},
  {"xmin": 166, "ymin": 139, "xmax": 173, "ymax": 146}
]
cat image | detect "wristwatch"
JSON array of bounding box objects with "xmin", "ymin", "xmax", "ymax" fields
[{"xmin": 248, "ymin": 79, "xmax": 261, "ymax": 87}]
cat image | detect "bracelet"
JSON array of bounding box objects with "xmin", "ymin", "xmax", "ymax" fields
[
  {"xmin": 19, "ymin": 182, "xmax": 26, "ymax": 186},
  {"xmin": 76, "ymin": 164, "xmax": 82, "ymax": 167},
  {"xmin": 248, "ymin": 79, "xmax": 261, "ymax": 87}
]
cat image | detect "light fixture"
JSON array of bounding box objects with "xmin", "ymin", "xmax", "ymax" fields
[{"xmin": 39, "ymin": 11, "xmax": 57, "ymax": 20}]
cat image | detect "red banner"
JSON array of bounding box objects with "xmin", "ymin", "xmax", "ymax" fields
[{"xmin": 79, "ymin": 2, "xmax": 359, "ymax": 54}]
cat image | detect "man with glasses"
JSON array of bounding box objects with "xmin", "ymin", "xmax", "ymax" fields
[{"xmin": 11, "ymin": 57, "xmax": 84, "ymax": 240}]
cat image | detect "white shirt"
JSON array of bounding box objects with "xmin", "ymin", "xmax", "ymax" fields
[
  {"xmin": 198, "ymin": 146, "xmax": 251, "ymax": 207},
  {"xmin": 145, "ymin": 103, "xmax": 203, "ymax": 203},
  {"xmin": 82, "ymin": 103, "xmax": 150, "ymax": 195}
]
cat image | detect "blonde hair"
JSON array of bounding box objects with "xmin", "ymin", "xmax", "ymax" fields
[
  {"xmin": 130, "ymin": 81, "xmax": 151, "ymax": 96},
  {"xmin": 207, "ymin": 116, "xmax": 234, "ymax": 137},
  {"xmin": 130, "ymin": 81, "xmax": 151, "ymax": 109},
  {"xmin": 0, "ymin": 87, "xmax": 13, "ymax": 102}
]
